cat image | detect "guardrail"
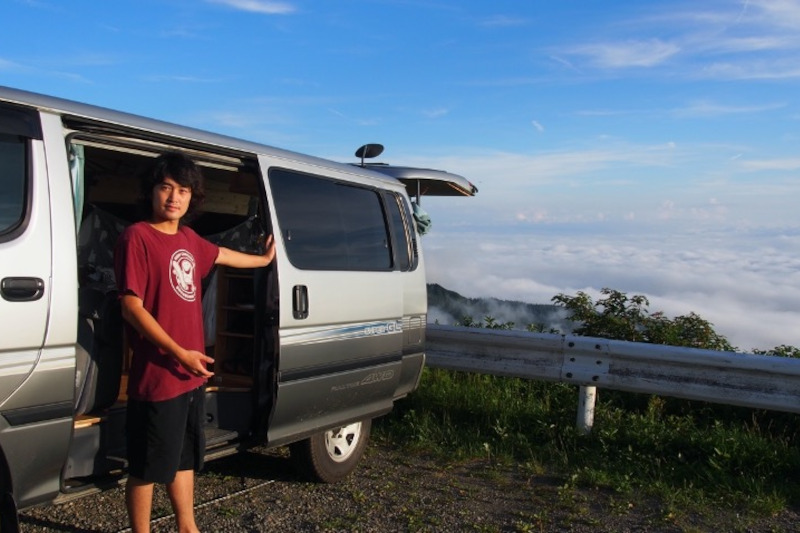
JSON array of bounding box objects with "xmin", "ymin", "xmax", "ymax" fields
[{"xmin": 424, "ymin": 325, "xmax": 800, "ymax": 434}]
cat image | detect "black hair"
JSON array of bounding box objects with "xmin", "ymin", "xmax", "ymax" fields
[{"xmin": 138, "ymin": 150, "xmax": 206, "ymax": 222}]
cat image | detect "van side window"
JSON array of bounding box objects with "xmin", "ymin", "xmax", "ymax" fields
[
  {"xmin": 0, "ymin": 134, "xmax": 27, "ymax": 237},
  {"xmin": 382, "ymin": 191, "xmax": 417, "ymax": 272},
  {"xmin": 269, "ymin": 168, "xmax": 391, "ymax": 271}
]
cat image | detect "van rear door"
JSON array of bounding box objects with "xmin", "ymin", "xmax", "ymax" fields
[{"xmin": 357, "ymin": 164, "xmax": 478, "ymax": 199}]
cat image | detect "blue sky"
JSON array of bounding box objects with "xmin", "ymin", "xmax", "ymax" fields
[{"xmin": 3, "ymin": 0, "xmax": 800, "ymax": 350}]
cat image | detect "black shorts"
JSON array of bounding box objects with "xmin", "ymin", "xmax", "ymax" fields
[{"xmin": 126, "ymin": 387, "xmax": 206, "ymax": 484}]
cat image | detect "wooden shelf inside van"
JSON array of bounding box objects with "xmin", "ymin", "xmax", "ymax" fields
[{"xmin": 213, "ymin": 266, "xmax": 255, "ymax": 388}]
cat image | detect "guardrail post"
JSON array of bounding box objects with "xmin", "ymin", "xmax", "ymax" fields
[{"xmin": 577, "ymin": 385, "xmax": 597, "ymax": 435}]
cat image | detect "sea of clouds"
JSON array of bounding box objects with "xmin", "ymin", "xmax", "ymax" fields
[{"xmin": 422, "ymin": 225, "xmax": 800, "ymax": 353}]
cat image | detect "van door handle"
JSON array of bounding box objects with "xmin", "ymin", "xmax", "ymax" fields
[
  {"xmin": 292, "ymin": 285, "xmax": 308, "ymax": 319},
  {"xmin": 1, "ymin": 277, "xmax": 45, "ymax": 302}
]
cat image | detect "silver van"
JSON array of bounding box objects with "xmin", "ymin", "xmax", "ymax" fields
[{"xmin": 0, "ymin": 86, "xmax": 476, "ymax": 527}]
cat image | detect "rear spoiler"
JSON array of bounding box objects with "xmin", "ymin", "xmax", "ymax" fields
[{"xmin": 350, "ymin": 144, "xmax": 478, "ymax": 202}]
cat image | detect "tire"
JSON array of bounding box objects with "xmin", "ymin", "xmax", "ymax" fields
[
  {"xmin": 290, "ymin": 418, "xmax": 372, "ymax": 483},
  {"xmin": 0, "ymin": 492, "xmax": 19, "ymax": 533},
  {"xmin": 0, "ymin": 452, "xmax": 18, "ymax": 533}
]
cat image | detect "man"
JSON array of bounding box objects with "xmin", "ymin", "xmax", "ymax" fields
[{"xmin": 114, "ymin": 151, "xmax": 275, "ymax": 532}]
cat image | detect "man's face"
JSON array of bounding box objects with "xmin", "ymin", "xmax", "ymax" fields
[{"xmin": 151, "ymin": 176, "xmax": 191, "ymax": 223}]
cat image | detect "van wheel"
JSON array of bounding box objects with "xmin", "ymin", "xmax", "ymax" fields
[
  {"xmin": 0, "ymin": 492, "xmax": 19, "ymax": 533},
  {"xmin": 290, "ymin": 418, "xmax": 371, "ymax": 483}
]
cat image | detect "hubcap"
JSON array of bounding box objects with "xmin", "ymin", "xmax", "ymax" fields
[{"xmin": 324, "ymin": 421, "xmax": 362, "ymax": 463}]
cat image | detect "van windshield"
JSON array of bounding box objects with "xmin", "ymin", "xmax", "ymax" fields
[{"xmin": 0, "ymin": 134, "xmax": 26, "ymax": 236}]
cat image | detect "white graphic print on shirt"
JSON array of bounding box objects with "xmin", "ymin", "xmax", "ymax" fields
[{"xmin": 170, "ymin": 249, "xmax": 197, "ymax": 302}]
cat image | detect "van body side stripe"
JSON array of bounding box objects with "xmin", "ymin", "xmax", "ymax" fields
[{"xmin": 281, "ymin": 320, "xmax": 404, "ymax": 347}]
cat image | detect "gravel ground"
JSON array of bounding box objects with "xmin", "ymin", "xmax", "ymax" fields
[{"xmin": 19, "ymin": 441, "xmax": 800, "ymax": 532}]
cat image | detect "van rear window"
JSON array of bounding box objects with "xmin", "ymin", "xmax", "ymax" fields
[
  {"xmin": 0, "ymin": 134, "xmax": 27, "ymax": 236},
  {"xmin": 269, "ymin": 168, "xmax": 391, "ymax": 271}
]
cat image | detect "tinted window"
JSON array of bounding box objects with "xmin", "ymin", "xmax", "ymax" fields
[
  {"xmin": 0, "ymin": 134, "xmax": 27, "ymax": 236},
  {"xmin": 269, "ymin": 168, "xmax": 391, "ymax": 271},
  {"xmin": 383, "ymin": 191, "xmax": 416, "ymax": 271},
  {"xmin": 401, "ymin": 198, "xmax": 419, "ymax": 267}
]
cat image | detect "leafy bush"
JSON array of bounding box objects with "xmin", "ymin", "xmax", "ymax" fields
[{"xmin": 552, "ymin": 288, "xmax": 735, "ymax": 351}]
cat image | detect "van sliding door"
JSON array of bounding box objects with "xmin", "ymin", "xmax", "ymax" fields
[{"xmin": 258, "ymin": 156, "xmax": 403, "ymax": 445}]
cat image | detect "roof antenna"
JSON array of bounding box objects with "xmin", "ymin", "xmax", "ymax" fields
[{"xmin": 355, "ymin": 143, "xmax": 384, "ymax": 167}]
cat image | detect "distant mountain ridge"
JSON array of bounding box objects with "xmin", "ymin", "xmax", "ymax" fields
[{"xmin": 427, "ymin": 283, "xmax": 571, "ymax": 332}]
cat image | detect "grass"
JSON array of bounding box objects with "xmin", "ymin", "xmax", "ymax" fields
[{"xmin": 375, "ymin": 368, "xmax": 800, "ymax": 519}]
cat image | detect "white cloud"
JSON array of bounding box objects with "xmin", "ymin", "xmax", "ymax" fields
[
  {"xmin": 22, "ymin": 52, "xmax": 120, "ymax": 70},
  {"xmin": 206, "ymin": 0, "xmax": 295, "ymax": 15},
  {"xmin": 700, "ymin": 60, "xmax": 800, "ymax": 80},
  {"xmin": 551, "ymin": 2, "xmax": 800, "ymax": 80},
  {"xmin": 739, "ymin": 157, "xmax": 800, "ymax": 171},
  {"xmin": 423, "ymin": 107, "xmax": 450, "ymax": 119},
  {"xmin": 701, "ymin": 35, "xmax": 797, "ymax": 54},
  {"xmin": 672, "ymin": 100, "xmax": 786, "ymax": 118},
  {"xmin": 397, "ymin": 143, "xmax": 683, "ymax": 190},
  {"xmin": 748, "ymin": 0, "xmax": 800, "ymax": 30},
  {"xmin": 480, "ymin": 15, "xmax": 529, "ymax": 28},
  {"xmin": 143, "ymin": 74, "xmax": 225, "ymax": 84},
  {"xmin": 0, "ymin": 58, "xmax": 23, "ymax": 71},
  {"xmin": 0, "ymin": 56, "xmax": 91, "ymax": 83},
  {"xmin": 327, "ymin": 108, "xmax": 379, "ymax": 127},
  {"xmin": 549, "ymin": 54, "xmax": 580, "ymax": 72},
  {"xmin": 568, "ymin": 39, "xmax": 681, "ymax": 68},
  {"xmin": 393, "ymin": 140, "xmax": 800, "ymax": 242}
]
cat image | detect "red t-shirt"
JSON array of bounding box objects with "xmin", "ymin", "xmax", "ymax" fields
[{"xmin": 114, "ymin": 222, "xmax": 219, "ymax": 401}]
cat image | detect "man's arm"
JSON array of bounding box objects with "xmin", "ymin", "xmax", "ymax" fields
[
  {"xmin": 120, "ymin": 294, "xmax": 214, "ymax": 378},
  {"xmin": 216, "ymin": 234, "xmax": 276, "ymax": 269}
]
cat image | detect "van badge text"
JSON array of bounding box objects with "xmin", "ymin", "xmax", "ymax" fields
[{"xmin": 331, "ymin": 370, "xmax": 395, "ymax": 392}]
